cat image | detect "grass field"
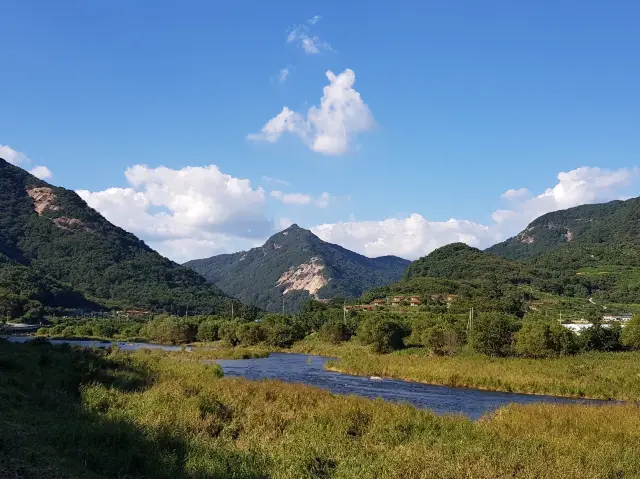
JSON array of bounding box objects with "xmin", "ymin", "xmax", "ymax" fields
[
  {"xmin": 1, "ymin": 338, "xmax": 639, "ymax": 478},
  {"xmin": 292, "ymin": 338, "xmax": 640, "ymax": 400}
]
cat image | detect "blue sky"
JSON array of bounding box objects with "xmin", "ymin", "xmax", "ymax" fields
[{"xmin": 2, "ymin": 1, "xmax": 639, "ymax": 261}]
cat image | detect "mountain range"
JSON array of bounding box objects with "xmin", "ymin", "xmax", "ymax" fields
[
  {"xmin": 369, "ymin": 197, "xmax": 640, "ymax": 312},
  {"xmin": 0, "ymin": 158, "xmax": 254, "ymax": 320},
  {"xmin": 2, "ymin": 156, "xmax": 638, "ymax": 320},
  {"xmin": 184, "ymin": 225, "xmax": 410, "ymax": 312}
]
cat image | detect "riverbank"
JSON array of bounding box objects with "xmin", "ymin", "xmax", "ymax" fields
[
  {"xmin": 1, "ymin": 338, "xmax": 639, "ymax": 478},
  {"xmin": 290, "ymin": 339, "xmax": 640, "ymax": 401}
]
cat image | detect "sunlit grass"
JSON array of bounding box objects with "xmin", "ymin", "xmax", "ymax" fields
[{"xmin": 2, "ymin": 339, "xmax": 639, "ymax": 478}]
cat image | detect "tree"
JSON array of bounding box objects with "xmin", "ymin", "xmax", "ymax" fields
[
  {"xmin": 197, "ymin": 320, "xmax": 221, "ymax": 342},
  {"xmin": 319, "ymin": 319, "xmax": 353, "ymax": 344},
  {"xmin": 421, "ymin": 317, "xmax": 466, "ymax": 356},
  {"xmin": 236, "ymin": 322, "xmax": 265, "ymax": 346},
  {"xmin": 580, "ymin": 323, "xmax": 623, "ymax": 352},
  {"xmin": 514, "ymin": 319, "xmax": 555, "ymax": 358},
  {"xmin": 261, "ymin": 315, "xmax": 305, "ymax": 348},
  {"xmin": 219, "ymin": 320, "xmax": 242, "ymax": 346},
  {"xmin": 357, "ymin": 316, "xmax": 407, "ymax": 353},
  {"xmin": 470, "ymin": 313, "xmax": 520, "ymax": 357},
  {"xmin": 621, "ymin": 315, "xmax": 640, "ymax": 350},
  {"xmin": 143, "ymin": 318, "xmax": 194, "ymax": 345}
]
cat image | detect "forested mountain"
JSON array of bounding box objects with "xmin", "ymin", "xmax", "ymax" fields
[
  {"xmin": 487, "ymin": 198, "xmax": 640, "ymax": 260},
  {"xmin": 184, "ymin": 224, "xmax": 410, "ymax": 312},
  {"xmin": 368, "ymin": 198, "xmax": 640, "ymax": 310},
  {"xmin": 0, "ymin": 159, "xmax": 253, "ymax": 319},
  {"xmin": 405, "ymin": 243, "xmax": 529, "ymax": 283}
]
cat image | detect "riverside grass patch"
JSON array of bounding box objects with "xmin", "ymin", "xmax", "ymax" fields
[{"xmin": 1, "ymin": 339, "xmax": 640, "ymax": 478}]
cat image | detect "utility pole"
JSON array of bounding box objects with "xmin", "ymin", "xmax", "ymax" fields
[
  {"xmin": 282, "ymin": 297, "xmax": 285, "ymax": 315},
  {"xmin": 343, "ymin": 299, "xmax": 346, "ymax": 324},
  {"xmin": 231, "ymin": 302, "xmax": 234, "ymax": 320}
]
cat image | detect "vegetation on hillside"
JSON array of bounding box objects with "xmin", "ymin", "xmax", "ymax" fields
[
  {"xmin": 2, "ymin": 339, "xmax": 640, "ymax": 478},
  {"xmin": 0, "ymin": 159, "xmax": 254, "ymax": 319},
  {"xmin": 184, "ymin": 224, "xmax": 410, "ymax": 312}
]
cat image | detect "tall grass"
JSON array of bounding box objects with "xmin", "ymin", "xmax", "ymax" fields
[
  {"xmin": 292, "ymin": 338, "xmax": 640, "ymax": 400},
  {"xmin": 1, "ymin": 339, "xmax": 639, "ymax": 478}
]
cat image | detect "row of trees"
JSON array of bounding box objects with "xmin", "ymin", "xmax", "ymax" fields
[{"xmin": 38, "ymin": 302, "xmax": 640, "ymax": 359}]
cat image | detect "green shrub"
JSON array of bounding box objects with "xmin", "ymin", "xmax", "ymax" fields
[{"xmin": 357, "ymin": 317, "xmax": 407, "ymax": 353}]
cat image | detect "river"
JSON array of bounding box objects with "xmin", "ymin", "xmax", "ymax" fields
[{"xmin": 3, "ymin": 336, "xmax": 605, "ymax": 419}]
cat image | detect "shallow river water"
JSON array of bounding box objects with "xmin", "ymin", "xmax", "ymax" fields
[{"xmin": 4, "ymin": 337, "xmax": 606, "ymax": 419}]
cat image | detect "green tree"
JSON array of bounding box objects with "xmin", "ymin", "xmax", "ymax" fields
[
  {"xmin": 580, "ymin": 323, "xmax": 623, "ymax": 352},
  {"xmin": 514, "ymin": 319, "xmax": 555, "ymax": 358},
  {"xmin": 357, "ymin": 316, "xmax": 407, "ymax": 353},
  {"xmin": 318, "ymin": 319, "xmax": 353, "ymax": 344},
  {"xmin": 143, "ymin": 318, "xmax": 194, "ymax": 345},
  {"xmin": 470, "ymin": 313, "xmax": 520, "ymax": 357},
  {"xmin": 197, "ymin": 320, "xmax": 221, "ymax": 342},
  {"xmin": 219, "ymin": 320, "xmax": 242, "ymax": 346},
  {"xmin": 236, "ymin": 322, "xmax": 265, "ymax": 346},
  {"xmin": 621, "ymin": 315, "xmax": 640, "ymax": 350}
]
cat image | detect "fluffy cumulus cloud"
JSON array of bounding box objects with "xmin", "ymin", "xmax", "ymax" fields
[
  {"xmin": 249, "ymin": 69, "xmax": 374, "ymax": 155},
  {"xmin": 286, "ymin": 16, "xmax": 331, "ymax": 54},
  {"xmin": 77, "ymin": 165, "xmax": 273, "ymax": 263},
  {"xmin": 501, "ymin": 187, "xmax": 529, "ymax": 199},
  {"xmin": 0, "ymin": 144, "xmax": 53, "ymax": 179},
  {"xmin": 312, "ymin": 166, "xmax": 639, "ymax": 260}
]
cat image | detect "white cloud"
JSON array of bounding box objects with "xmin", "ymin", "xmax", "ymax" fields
[
  {"xmin": 286, "ymin": 20, "xmax": 332, "ymax": 54},
  {"xmin": 77, "ymin": 164, "xmax": 272, "ymax": 262},
  {"xmin": 270, "ymin": 190, "xmax": 335, "ymax": 208},
  {"xmin": 1, "ymin": 144, "xmax": 53, "ymax": 179},
  {"xmin": 501, "ymin": 187, "xmax": 529, "ymax": 199},
  {"xmin": 315, "ymin": 192, "xmax": 331, "ymax": 208},
  {"xmin": 270, "ymin": 190, "xmax": 313, "ymax": 205},
  {"xmin": 311, "ymin": 166, "xmax": 639, "ymax": 260},
  {"xmin": 249, "ymin": 69, "xmax": 374, "ymax": 155},
  {"xmin": 0, "ymin": 144, "xmax": 30, "ymax": 165},
  {"xmin": 262, "ymin": 175, "xmax": 290, "ymax": 186},
  {"xmin": 29, "ymin": 165, "xmax": 53, "ymax": 180},
  {"xmin": 278, "ymin": 67, "xmax": 290, "ymax": 83}
]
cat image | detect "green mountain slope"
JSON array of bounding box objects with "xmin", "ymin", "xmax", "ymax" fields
[
  {"xmin": 0, "ymin": 158, "xmax": 252, "ymax": 319},
  {"xmin": 184, "ymin": 224, "xmax": 410, "ymax": 312},
  {"xmin": 405, "ymin": 243, "xmax": 529, "ymax": 284},
  {"xmin": 486, "ymin": 198, "xmax": 640, "ymax": 260},
  {"xmin": 369, "ymin": 198, "xmax": 640, "ymax": 312}
]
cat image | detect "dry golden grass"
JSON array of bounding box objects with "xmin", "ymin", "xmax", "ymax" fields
[{"xmin": 2, "ymin": 339, "xmax": 639, "ymax": 478}]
